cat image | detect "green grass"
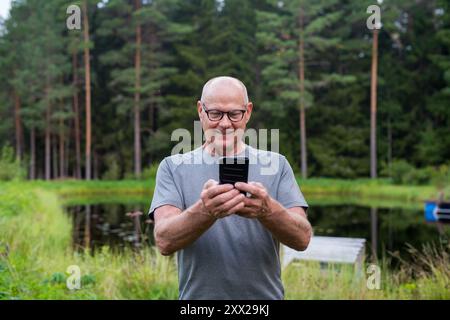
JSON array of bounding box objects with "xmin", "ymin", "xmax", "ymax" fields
[
  {"xmin": 1, "ymin": 177, "xmax": 445, "ymax": 208},
  {"xmin": 282, "ymin": 252, "xmax": 450, "ymax": 300},
  {"xmin": 0, "ymin": 185, "xmax": 176, "ymax": 299},
  {"xmin": 297, "ymin": 178, "xmax": 443, "ymax": 203},
  {"xmin": 10, "ymin": 179, "xmax": 155, "ymax": 197},
  {"xmin": 0, "ymin": 180, "xmax": 449, "ymax": 299}
]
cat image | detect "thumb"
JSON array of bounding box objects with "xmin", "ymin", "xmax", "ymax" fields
[{"xmin": 203, "ymin": 179, "xmax": 218, "ymax": 190}]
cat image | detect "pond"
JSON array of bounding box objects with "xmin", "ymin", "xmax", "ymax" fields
[
  {"xmin": 65, "ymin": 202, "xmax": 155, "ymax": 253},
  {"xmin": 65, "ymin": 197, "xmax": 450, "ymax": 266}
]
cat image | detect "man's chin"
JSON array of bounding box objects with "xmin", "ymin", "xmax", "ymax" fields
[{"xmin": 215, "ymin": 141, "xmax": 242, "ymax": 155}]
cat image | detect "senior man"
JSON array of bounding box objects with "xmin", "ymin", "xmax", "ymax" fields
[{"xmin": 148, "ymin": 76, "xmax": 312, "ymax": 300}]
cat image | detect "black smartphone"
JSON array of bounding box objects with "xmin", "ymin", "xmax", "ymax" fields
[{"xmin": 219, "ymin": 156, "xmax": 249, "ymax": 192}]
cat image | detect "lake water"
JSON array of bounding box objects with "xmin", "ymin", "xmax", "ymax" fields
[{"xmin": 65, "ymin": 198, "xmax": 450, "ymax": 266}]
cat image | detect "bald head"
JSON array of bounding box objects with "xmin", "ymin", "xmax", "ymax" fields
[
  {"xmin": 197, "ymin": 76, "xmax": 254, "ymax": 155},
  {"xmin": 200, "ymin": 76, "xmax": 249, "ymax": 105}
]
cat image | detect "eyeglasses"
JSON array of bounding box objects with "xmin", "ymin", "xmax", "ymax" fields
[{"xmin": 201, "ymin": 102, "xmax": 247, "ymax": 122}]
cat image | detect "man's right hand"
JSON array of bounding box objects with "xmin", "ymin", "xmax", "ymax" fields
[{"xmin": 200, "ymin": 179, "xmax": 246, "ymax": 219}]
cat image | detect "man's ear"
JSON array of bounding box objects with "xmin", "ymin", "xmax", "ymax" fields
[
  {"xmin": 245, "ymin": 102, "xmax": 253, "ymax": 123},
  {"xmin": 197, "ymin": 100, "xmax": 203, "ymax": 121}
]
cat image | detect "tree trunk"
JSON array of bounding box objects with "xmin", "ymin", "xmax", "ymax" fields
[
  {"xmin": 65, "ymin": 124, "xmax": 71, "ymax": 178},
  {"xmin": 147, "ymin": 102, "xmax": 155, "ymax": 164},
  {"xmin": 52, "ymin": 134, "xmax": 58, "ymax": 179},
  {"xmin": 147, "ymin": 25, "xmax": 157, "ymax": 165},
  {"xmin": 134, "ymin": 0, "xmax": 142, "ymax": 178},
  {"xmin": 73, "ymin": 51, "xmax": 82, "ymax": 179},
  {"xmin": 387, "ymin": 116, "xmax": 392, "ymax": 178},
  {"xmin": 370, "ymin": 29, "xmax": 378, "ymax": 179},
  {"xmin": 45, "ymin": 103, "xmax": 51, "ymax": 180},
  {"xmin": 30, "ymin": 127, "xmax": 36, "ymax": 180},
  {"xmin": 148, "ymin": 25, "xmax": 158, "ymax": 134},
  {"xmin": 13, "ymin": 90, "xmax": 23, "ymax": 161},
  {"xmin": 298, "ymin": 8, "xmax": 307, "ymax": 179},
  {"xmin": 83, "ymin": 0, "xmax": 92, "ymax": 181},
  {"xmin": 59, "ymin": 117, "xmax": 65, "ymax": 178}
]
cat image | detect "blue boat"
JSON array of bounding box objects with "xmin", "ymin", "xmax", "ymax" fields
[{"xmin": 425, "ymin": 201, "xmax": 450, "ymax": 222}]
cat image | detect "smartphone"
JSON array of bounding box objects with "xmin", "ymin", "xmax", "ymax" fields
[{"xmin": 219, "ymin": 156, "xmax": 249, "ymax": 192}]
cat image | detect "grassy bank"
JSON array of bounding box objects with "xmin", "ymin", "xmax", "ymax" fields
[
  {"xmin": 283, "ymin": 254, "xmax": 450, "ymax": 299},
  {"xmin": 1, "ymin": 177, "xmax": 447, "ymax": 207},
  {"xmin": 298, "ymin": 178, "xmax": 447, "ymax": 203},
  {"xmin": 0, "ymin": 185, "xmax": 176, "ymax": 299},
  {"xmin": 0, "ymin": 184, "xmax": 449, "ymax": 299}
]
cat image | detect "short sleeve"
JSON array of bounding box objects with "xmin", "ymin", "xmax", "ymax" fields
[
  {"xmin": 148, "ymin": 158, "xmax": 184, "ymax": 221},
  {"xmin": 277, "ymin": 157, "xmax": 309, "ymax": 212}
]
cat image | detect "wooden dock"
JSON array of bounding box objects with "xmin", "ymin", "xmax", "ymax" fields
[{"xmin": 282, "ymin": 236, "xmax": 366, "ymax": 269}]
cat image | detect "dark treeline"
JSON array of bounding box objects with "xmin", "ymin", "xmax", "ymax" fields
[{"xmin": 0, "ymin": 0, "xmax": 448, "ymax": 181}]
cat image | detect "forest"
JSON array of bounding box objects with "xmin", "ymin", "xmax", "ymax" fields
[
  {"xmin": 0, "ymin": 0, "xmax": 448, "ymax": 182},
  {"xmin": 0, "ymin": 0, "xmax": 450, "ymax": 301}
]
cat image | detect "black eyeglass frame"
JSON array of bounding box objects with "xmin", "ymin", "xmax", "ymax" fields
[{"xmin": 201, "ymin": 102, "xmax": 247, "ymax": 122}]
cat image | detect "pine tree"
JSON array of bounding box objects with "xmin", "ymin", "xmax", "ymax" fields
[
  {"xmin": 0, "ymin": 1, "xmax": 28, "ymax": 162},
  {"xmin": 0, "ymin": 0, "xmax": 448, "ymax": 181},
  {"xmin": 256, "ymin": 0, "xmax": 355, "ymax": 177},
  {"xmin": 208, "ymin": 0, "xmax": 257, "ymax": 89},
  {"xmin": 423, "ymin": 0, "xmax": 450, "ymax": 165},
  {"xmin": 83, "ymin": 0, "xmax": 93, "ymax": 180},
  {"xmin": 9, "ymin": 0, "xmax": 72, "ymax": 179},
  {"xmin": 97, "ymin": 0, "xmax": 189, "ymax": 175},
  {"xmin": 67, "ymin": 20, "xmax": 83, "ymax": 179},
  {"xmin": 166, "ymin": 0, "xmax": 218, "ymax": 135}
]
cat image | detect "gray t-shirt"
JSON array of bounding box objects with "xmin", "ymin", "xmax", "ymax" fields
[{"xmin": 148, "ymin": 145, "xmax": 308, "ymax": 300}]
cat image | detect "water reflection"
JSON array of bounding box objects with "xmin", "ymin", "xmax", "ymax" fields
[
  {"xmin": 308, "ymin": 205, "xmax": 449, "ymax": 263},
  {"xmin": 66, "ymin": 203, "xmax": 154, "ymax": 254},
  {"xmin": 84, "ymin": 205, "xmax": 91, "ymax": 250},
  {"xmin": 371, "ymin": 207, "xmax": 378, "ymax": 262},
  {"xmin": 65, "ymin": 202, "xmax": 450, "ymax": 263}
]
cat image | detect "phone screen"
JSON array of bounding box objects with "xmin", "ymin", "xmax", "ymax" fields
[{"xmin": 219, "ymin": 157, "xmax": 249, "ymax": 190}]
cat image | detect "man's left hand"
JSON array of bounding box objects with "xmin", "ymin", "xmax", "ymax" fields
[{"xmin": 234, "ymin": 182, "xmax": 273, "ymax": 219}]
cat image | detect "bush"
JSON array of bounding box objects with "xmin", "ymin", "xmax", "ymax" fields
[
  {"xmin": 102, "ymin": 155, "xmax": 121, "ymax": 180},
  {"xmin": 389, "ymin": 160, "xmax": 414, "ymax": 184},
  {"xmin": 388, "ymin": 160, "xmax": 450, "ymax": 186},
  {"xmin": 0, "ymin": 145, "xmax": 26, "ymax": 181},
  {"xmin": 403, "ymin": 167, "xmax": 434, "ymax": 185},
  {"xmin": 142, "ymin": 163, "xmax": 159, "ymax": 180},
  {"xmin": 430, "ymin": 164, "xmax": 450, "ymax": 189},
  {"xmin": 122, "ymin": 163, "xmax": 159, "ymax": 180}
]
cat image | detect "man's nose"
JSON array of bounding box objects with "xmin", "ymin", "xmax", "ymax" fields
[{"xmin": 218, "ymin": 114, "xmax": 232, "ymax": 129}]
